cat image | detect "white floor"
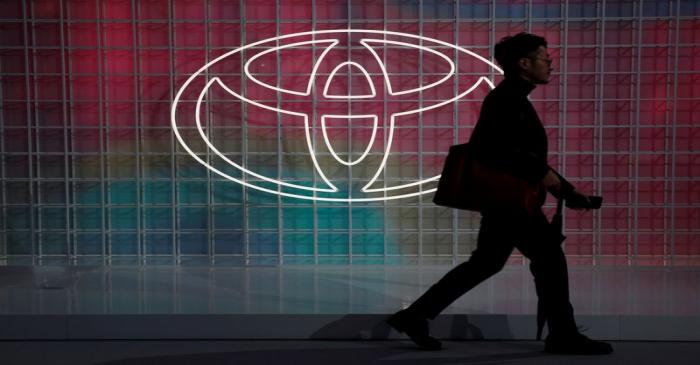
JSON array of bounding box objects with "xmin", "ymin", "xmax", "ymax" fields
[
  {"xmin": 1, "ymin": 265, "xmax": 699, "ymax": 341},
  {"xmin": 2, "ymin": 265, "xmax": 699, "ymax": 315}
]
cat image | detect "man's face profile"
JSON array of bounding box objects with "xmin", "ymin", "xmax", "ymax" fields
[{"xmin": 520, "ymin": 45, "xmax": 553, "ymax": 85}]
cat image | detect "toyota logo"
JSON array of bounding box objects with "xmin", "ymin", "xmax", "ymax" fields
[{"xmin": 171, "ymin": 29, "xmax": 502, "ymax": 202}]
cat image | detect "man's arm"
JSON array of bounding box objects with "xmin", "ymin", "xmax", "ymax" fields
[
  {"xmin": 470, "ymin": 96, "xmax": 550, "ymax": 184},
  {"xmin": 545, "ymin": 168, "xmax": 601, "ymax": 210},
  {"xmin": 545, "ymin": 168, "xmax": 575, "ymax": 199}
]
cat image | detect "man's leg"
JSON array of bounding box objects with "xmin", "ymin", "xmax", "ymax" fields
[
  {"xmin": 388, "ymin": 214, "xmax": 515, "ymax": 349},
  {"xmin": 516, "ymin": 210, "xmax": 612, "ymax": 354},
  {"xmin": 516, "ymin": 210, "xmax": 577, "ymax": 335},
  {"xmin": 406, "ymin": 214, "xmax": 515, "ymax": 319}
]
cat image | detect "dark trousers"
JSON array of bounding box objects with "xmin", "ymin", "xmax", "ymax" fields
[{"xmin": 407, "ymin": 208, "xmax": 578, "ymax": 336}]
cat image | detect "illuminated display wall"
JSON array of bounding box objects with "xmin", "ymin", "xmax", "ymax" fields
[{"xmin": 1, "ymin": 0, "xmax": 699, "ymax": 266}]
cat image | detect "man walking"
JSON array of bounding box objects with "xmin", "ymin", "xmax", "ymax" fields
[{"xmin": 388, "ymin": 33, "xmax": 613, "ymax": 355}]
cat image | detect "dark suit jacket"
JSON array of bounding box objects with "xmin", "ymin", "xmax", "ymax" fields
[{"xmin": 468, "ymin": 77, "xmax": 575, "ymax": 198}]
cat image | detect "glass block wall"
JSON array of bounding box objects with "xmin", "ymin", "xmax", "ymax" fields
[{"xmin": 1, "ymin": 0, "xmax": 699, "ymax": 266}]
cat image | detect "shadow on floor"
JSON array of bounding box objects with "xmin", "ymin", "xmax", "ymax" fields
[{"xmin": 95, "ymin": 342, "xmax": 546, "ymax": 365}]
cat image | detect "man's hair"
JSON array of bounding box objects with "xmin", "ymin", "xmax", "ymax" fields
[{"xmin": 494, "ymin": 32, "xmax": 547, "ymax": 78}]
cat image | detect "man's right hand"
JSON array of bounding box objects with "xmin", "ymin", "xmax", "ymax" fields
[{"xmin": 565, "ymin": 190, "xmax": 592, "ymax": 211}]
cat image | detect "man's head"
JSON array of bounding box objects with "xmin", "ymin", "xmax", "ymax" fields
[{"xmin": 494, "ymin": 32, "xmax": 553, "ymax": 84}]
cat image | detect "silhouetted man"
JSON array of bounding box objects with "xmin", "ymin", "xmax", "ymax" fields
[{"xmin": 388, "ymin": 33, "xmax": 613, "ymax": 355}]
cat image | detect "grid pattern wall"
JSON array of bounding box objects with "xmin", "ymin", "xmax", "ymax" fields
[{"xmin": 1, "ymin": 0, "xmax": 699, "ymax": 266}]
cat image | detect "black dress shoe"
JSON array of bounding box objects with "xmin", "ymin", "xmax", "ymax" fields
[
  {"xmin": 544, "ymin": 332, "xmax": 613, "ymax": 355},
  {"xmin": 387, "ymin": 309, "xmax": 442, "ymax": 351}
]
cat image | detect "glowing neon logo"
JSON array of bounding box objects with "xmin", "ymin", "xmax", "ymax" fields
[{"xmin": 171, "ymin": 29, "xmax": 502, "ymax": 202}]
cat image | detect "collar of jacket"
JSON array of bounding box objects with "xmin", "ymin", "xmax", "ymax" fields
[{"xmin": 501, "ymin": 76, "xmax": 536, "ymax": 96}]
